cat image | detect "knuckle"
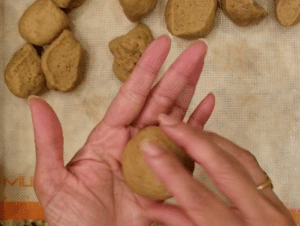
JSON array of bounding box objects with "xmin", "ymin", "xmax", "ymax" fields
[
  {"xmin": 119, "ymin": 86, "xmax": 146, "ymax": 105},
  {"xmin": 151, "ymin": 92, "xmax": 174, "ymax": 107},
  {"xmin": 242, "ymin": 150, "xmax": 259, "ymax": 167},
  {"xmin": 135, "ymin": 61, "xmax": 158, "ymax": 77},
  {"xmin": 217, "ymin": 159, "xmax": 237, "ymax": 175}
]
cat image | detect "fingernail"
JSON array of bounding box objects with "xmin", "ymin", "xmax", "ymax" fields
[
  {"xmin": 158, "ymin": 114, "xmax": 178, "ymax": 126},
  {"xmin": 166, "ymin": 32, "xmax": 173, "ymax": 40},
  {"xmin": 28, "ymin": 95, "xmax": 40, "ymax": 105},
  {"xmin": 142, "ymin": 141, "xmax": 162, "ymax": 157},
  {"xmin": 206, "ymin": 92, "xmax": 214, "ymax": 98},
  {"xmin": 198, "ymin": 38, "xmax": 208, "ymax": 48}
]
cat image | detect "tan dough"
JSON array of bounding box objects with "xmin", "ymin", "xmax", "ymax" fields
[
  {"xmin": 52, "ymin": 0, "xmax": 86, "ymax": 9},
  {"xmin": 109, "ymin": 23, "xmax": 153, "ymax": 83},
  {"xmin": 119, "ymin": 0, "xmax": 158, "ymax": 22},
  {"xmin": 18, "ymin": 0, "xmax": 69, "ymax": 46},
  {"xmin": 221, "ymin": 0, "xmax": 268, "ymax": 26},
  {"xmin": 275, "ymin": 0, "xmax": 300, "ymax": 26},
  {"xmin": 122, "ymin": 126, "xmax": 195, "ymax": 200},
  {"xmin": 165, "ymin": 0, "xmax": 217, "ymax": 39},
  {"xmin": 41, "ymin": 29, "xmax": 84, "ymax": 92},
  {"xmin": 5, "ymin": 43, "xmax": 46, "ymax": 98}
]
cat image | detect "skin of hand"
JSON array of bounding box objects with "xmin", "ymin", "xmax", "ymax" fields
[
  {"xmin": 142, "ymin": 114, "xmax": 297, "ymax": 226},
  {"xmin": 29, "ymin": 35, "xmax": 216, "ymax": 226}
]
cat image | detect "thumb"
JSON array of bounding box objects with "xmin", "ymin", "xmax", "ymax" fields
[{"xmin": 29, "ymin": 96, "xmax": 66, "ymax": 186}]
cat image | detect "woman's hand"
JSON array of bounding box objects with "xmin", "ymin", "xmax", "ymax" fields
[
  {"xmin": 142, "ymin": 114, "xmax": 297, "ymax": 226},
  {"xmin": 29, "ymin": 35, "xmax": 215, "ymax": 226}
]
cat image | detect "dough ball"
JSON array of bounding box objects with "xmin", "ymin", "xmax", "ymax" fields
[
  {"xmin": 41, "ymin": 29, "xmax": 84, "ymax": 92},
  {"xmin": 165, "ymin": 0, "xmax": 217, "ymax": 39},
  {"xmin": 221, "ymin": 0, "xmax": 268, "ymax": 26},
  {"xmin": 5, "ymin": 43, "xmax": 46, "ymax": 98},
  {"xmin": 18, "ymin": 0, "xmax": 69, "ymax": 46},
  {"xmin": 122, "ymin": 126, "xmax": 195, "ymax": 200},
  {"xmin": 119, "ymin": 0, "xmax": 158, "ymax": 22},
  {"xmin": 52, "ymin": 0, "xmax": 86, "ymax": 9},
  {"xmin": 109, "ymin": 23, "xmax": 153, "ymax": 83},
  {"xmin": 275, "ymin": 0, "xmax": 300, "ymax": 27}
]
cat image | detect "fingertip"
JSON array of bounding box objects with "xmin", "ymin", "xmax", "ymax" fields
[
  {"xmin": 166, "ymin": 32, "xmax": 173, "ymax": 41},
  {"xmin": 28, "ymin": 95, "xmax": 40, "ymax": 103},
  {"xmin": 28, "ymin": 95, "xmax": 43, "ymax": 109},
  {"xmin": 158, "ymin": 34, "xmax": 172, "ymax": 44},
  {"xmin": 207, "ymin": 92, "xmax": 215, "ymax": 100},
  {"xmin": 173, "ymin": 39, "xmax": 207, "ymax": 75},
  {"xmin": 197, "ymin": 38, "xmax": 208, "ymax": 49},
  {"xmin": 146, "ymin": 34, "xmax": 171, "ymax": 55},
  {"xmin": 190, "ymin": 38, "xmax": 208, "ymax": 57},
  {"xmin": 204, "ymin": 92, "xmax": 216, "ymax": 109}
]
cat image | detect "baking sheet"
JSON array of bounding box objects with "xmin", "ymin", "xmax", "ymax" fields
[{"xmin": 1, "ymin": 0, "xmax": 300, "ymax": 221}]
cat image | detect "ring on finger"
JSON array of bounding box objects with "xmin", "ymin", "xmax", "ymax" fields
[{"xmin": 256, "ymin": 172, "xmax": 273, "ymax": 190}]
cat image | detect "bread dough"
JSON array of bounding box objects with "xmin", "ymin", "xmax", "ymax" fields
[
  {"xmin": 275, "ymin": 0, "xmax": 300, "ymax": 26},
  {"xmin": 122, "ymin": 126, "xmax": 195, "ymax": 200},
  {"xmin": 5, "ymin": 43, "xmax": 46, "ymax": 98},
  {"xmin": 165, "ymin": 0, "xmax": 217, "ymax": 39},
  {"xmin": 52, "ymin": 0, "xmax": 86, "ymax": 9},
  {"xmin": 221, "ymin": 0, "xmax": 268, "ymax": 26},
  {"xmin": 119, "ymin": 0, "xmax": 158, "ymax": 22},
  {"xmin": 41, "ymin": 29, "xmax": 84, "ymax": 92},
  {"xmin": 18, "ymin": 0, "xmax": 69, "ymax": 46},
  {"xmin": 109, "ymin": 23, "xmax": 153, "ymax": 82}
]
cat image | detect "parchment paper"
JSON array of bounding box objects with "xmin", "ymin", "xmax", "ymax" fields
[{"xmin": 1, "ymin": 0, "xmax": 300, "ymax": 221}]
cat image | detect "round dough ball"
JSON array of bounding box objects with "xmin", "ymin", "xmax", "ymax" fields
[
  {"xmin": 18, "ymin": 0, "xmax": 69, "ymax": 46},
  {"xmin": 122, "ymin": 126, "xmax": 195, "ymax": 200}
]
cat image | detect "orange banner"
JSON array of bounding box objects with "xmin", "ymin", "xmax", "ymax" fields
[{"xmin": 0, "ymin": 202, "xmax": 45, "ymax": 220}]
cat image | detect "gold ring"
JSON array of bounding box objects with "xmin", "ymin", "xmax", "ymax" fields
[{"xmin": 256, "ymin": 173, "xmax": 273, "ymax": 190}]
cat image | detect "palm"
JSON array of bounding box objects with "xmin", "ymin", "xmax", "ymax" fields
[{"xmin": 29, "ymin": 36, "xmax": 213, "ymax": 226}]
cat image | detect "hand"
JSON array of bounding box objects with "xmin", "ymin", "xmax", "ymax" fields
[
  {"xmin": 142, "ymin": 114, "xmax": 297, "ymax": 226},
  {"xmin": 29, "ymin": 35, "xmax": 215, "ymax": 226}
]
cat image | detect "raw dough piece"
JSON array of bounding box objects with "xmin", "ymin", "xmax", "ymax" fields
[
  {"xmin": 221, "ymin": 0, "xmax": 268, "ymax": 26},
  {"xmin": 52, "ymin": 0, "xmax": 86, "ymax": 9},
  {"xmin": 122, "ymin": 126, "xmax": 195, "ymax": 200},
  {"xmin": 41, "ymin": 29, "xmax": 84, "ymax": 92},
  {"xmin": 165, "ymin": 0, "xmax": 217, "ymax": 39},
  {"xmin": 109, "ymin": 23, "xmax": 153, "ymax": 82},
  {"xmin": 18, "ymin": 0, "xmax": 69, "ymax": 46},
  {"xmin": 5, "ymin": 43, "xmax": 46, "ymax": 98},
  {"xmin": 275, "ymin": 0, "xmax": 300, "ymax": 26},
  {"xmin": 119, "ymin": 0, "xmax": 158, "ymax": 22}
]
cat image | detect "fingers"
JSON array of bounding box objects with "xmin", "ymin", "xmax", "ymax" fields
[
  {"xmin": 29, "ymin": 96, "xmax": 67, "ymax": 191},
  {"xmin": 102, "ymin": 35, "xmax": 171, "ymax": 128},
  {"xmin": 167, "ymin": 59, "xmax": 205, "ymax": 121},
  {"xmin": 142, "ymin": 141, "xmax": 234, "ymax": 225},
  {"xmin": 156, "ymin": 114, "xmax": 268, "ymax": 217},
  {"xmin": 203, "ymin": 132, "xmax": 282, "ymax": 203},
  {"xmin": 134, "ymin": 40, "xmax": 207, "ymax": 128},
  {"xmin": 187, "ymin": 93, "xmax": 215, "ymax": 130},
  {"xmin": 144, "ymin": 203, "xmax": 195, "ymax": 226}
]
